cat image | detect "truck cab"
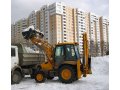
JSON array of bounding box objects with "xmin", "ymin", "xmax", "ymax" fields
[
  {"xmin": 11, "ymin": 45, "xmax": 23, "ymax": 84},
  {"xmin": 11, "ymin": 46, "xmax": 19, "ymax": 69}
]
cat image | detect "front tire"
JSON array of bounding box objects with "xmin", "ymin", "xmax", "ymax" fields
[
  {"xmin": 35, "ymin": 71, "xmax": 46, "ymax": 83},
  {"xmin": 58, "ymin": 65, "xmax": 75, "ymax": 84},
  {"xmin": 11, "ymin": 71, "xmax": 22, "ymax": 84}
]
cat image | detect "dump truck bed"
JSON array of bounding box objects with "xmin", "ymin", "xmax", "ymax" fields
[
  {"xmin": 15, "ymin": 43, "xmax": 45, "ymax": 66},
  {"xmin": 19, "ymin": 53, "xmax": 45, "ymax": 66}
]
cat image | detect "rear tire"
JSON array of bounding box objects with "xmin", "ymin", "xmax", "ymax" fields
[
  {"xmin": 35, "ymin": 71, "xmax": 46, "ymax": 83},
  {"xmin": 11, "ymin": 71, "xmax": 22, "ymax": 84},
  {"xmin": 58, "ymin": 65, "xmax": 75, "ymax": 84}
]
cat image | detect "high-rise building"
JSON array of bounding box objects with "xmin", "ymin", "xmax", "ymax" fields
[
  {"xmin": 11, "ymin": 2, "xmax": 109, "ymax": 56},
  {"xmin": 28, "ymin": 11, "xmax": 37, "ymax": 29},
  {"xmin": 99, "ymin": 17, "xmax": 109, "ymax": 56},
  {"xmin": 86, "ymin": 13, "xmax": 101, "ymax": 56},
  {"xmin": 11, "ymin": 18, "xmax": 28, "ymax": 44},
  {"xmin": 76, "ymin": 9, "xmax": 87, "ymax": 55},
  {"xmin": 48, "ymin": 2, "xmax": 76, "ymax": 45},
  {"xmin": 11, "ymin": 24, "xmax": 15, "ymax": 44},
  {"xmin": 40, "ymin": 5, "xmax": 51, "ymax": 43}
]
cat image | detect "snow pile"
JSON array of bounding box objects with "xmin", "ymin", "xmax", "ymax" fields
[
  {"xmin": 23, "ymin": 25, "xmax": 34, "ymax": 32},
  {"xmin": 91, "ymin": 56, "xmax": 109, "ymax": 75},
  {"xmin": 25, "ymin": 47, "xmax": 39, "ymax": 53},
  {"xmin": 11, "ymin": 56, "xmax": 109, "ymax": 90}
]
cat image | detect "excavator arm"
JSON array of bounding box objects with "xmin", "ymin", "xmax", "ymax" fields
[
  {"xmin": 83, "ymin": 32, "xmax": 92, "ymax": 77},
  {"xmin": 22, "ymin": 26, "xmax": 54, "ymax": 66}
]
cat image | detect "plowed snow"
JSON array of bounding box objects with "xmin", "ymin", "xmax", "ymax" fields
[{"xmin": 12, "ymin": 56, "xmax": 109, "ymax": 90}]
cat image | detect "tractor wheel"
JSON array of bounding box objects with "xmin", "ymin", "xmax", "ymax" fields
[
  {"xmin": 11, "ymin": 71, "xmax": 22, "ymax": 84},
  {"xmin": 35, "ymin": 71, "xmax": 46, "ymax": 83},
  {"xmin": 58, "ymin": 65, "xmax": 75, "ymax": 84}
]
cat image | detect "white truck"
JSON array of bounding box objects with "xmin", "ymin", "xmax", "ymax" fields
[{"xmin": 11, "ymin": 43, "xmax": 45, "ymax": 84}]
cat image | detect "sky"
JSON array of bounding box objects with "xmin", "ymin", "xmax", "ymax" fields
[{"xmin": 11, "ymin": 0, "xmax": 109, "ymax": 23}]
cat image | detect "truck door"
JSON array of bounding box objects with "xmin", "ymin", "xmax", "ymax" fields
[{"xmin": 11, "ymin": 47, "xmax": 19, "ymax": 69}]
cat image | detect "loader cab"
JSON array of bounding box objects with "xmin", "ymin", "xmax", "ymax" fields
[{"xmin": 54, "ymin": 43, "xmax": 80, "ymax": 65}]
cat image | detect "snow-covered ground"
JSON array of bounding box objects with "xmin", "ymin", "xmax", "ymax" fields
[{"xmin": 11, "ymin": 56, "xmax": 109, "ymax": 90}]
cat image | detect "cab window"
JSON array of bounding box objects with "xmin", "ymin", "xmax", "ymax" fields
[
  {"xmin": 65, "ymin": 45, "xmax": 77, "ymax": 60},
  {"xmin": 55, "ymin": 46, "xmax": 64, "ymax": 62},
  {"xmin": 11, "ymin": 48, "xmax": 16, "ymax": 57}
]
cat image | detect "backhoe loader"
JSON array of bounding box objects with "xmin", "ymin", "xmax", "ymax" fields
[{"xmin": 22, "ymin": 26, "xmax": 92, "ymax": 83}]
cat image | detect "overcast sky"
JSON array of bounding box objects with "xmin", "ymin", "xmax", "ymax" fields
[{"xmin": 11, "ymin": 0, "xmax": 109, "ymax": 23}]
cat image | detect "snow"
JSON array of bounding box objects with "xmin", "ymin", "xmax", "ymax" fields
[
  {"xmin": 23, "ymin": 25, "xmax": 34, "ymax": 32},
  {"xmin": 24, "ymin": 46, "xmax": 40, "ymax": 53},
  {"xmin": 11, "ymin": 56, "xmax": 109, "ymax": 90}
]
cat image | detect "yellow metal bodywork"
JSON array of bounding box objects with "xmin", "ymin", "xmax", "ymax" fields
[
  {"xmin": 77, "ymin": 60, "xmax": 82, "ymax": 79},
  {"xmin": 83, "ymin": 32, "xmax": 92, "ymax": 75},
  {"xmin": 26, "ymin": 30, "xmax": 91, "ymax": 80},
  {"xmin": 41, "ymin": 61, "xmax": 53, "ymax": 71}
]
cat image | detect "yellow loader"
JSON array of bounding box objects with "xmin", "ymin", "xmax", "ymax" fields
[{"xmin": 22, "ymin": 26, "xmax": 92, "ymax": 83}]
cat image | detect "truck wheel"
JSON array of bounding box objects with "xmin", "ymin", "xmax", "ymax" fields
[
  {"xmin": 35, "ymin": 71, "xmax": 46, "ymax": 83},
  {"xmin": 11, "ymin": 71, "xmax": 22, "ymax": 84},
  {"xmin": 58, "ymin": 65, "xmax": 75, "ymax": 84}
]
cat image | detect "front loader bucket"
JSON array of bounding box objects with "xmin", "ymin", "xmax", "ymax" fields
[
  {"xmin": 22, "ymin": 28, "xmax": 36, "ymax": 40},
  {"xmin": 22, "ymin": 26, "xmax": 44, "ymax": 40}
]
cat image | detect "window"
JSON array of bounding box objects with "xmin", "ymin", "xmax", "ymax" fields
[
  {"xmin": 55, "ymin": 46, "xmax": 64, "ymax": 63},
  {"xmin": 11, "ymin": 48, "xmax": 15, "ymax": 57},
  {"xmin": 63, "ymin": 21, "xmax": 66, "ymax": 23},
  {"xmin": 64, "ymin": 27, "xmax": 66, "ymax": 29},
  {"xmin": 64, "ymin": 37, "xmax": 66, "ymax": 39},
  {"xmin": 64, "ymin": 34, "xmax": 66, "ymax": 36},
  {"xmin": 65, "ymin": 45, "xmax": 77, "ymax": 60}
]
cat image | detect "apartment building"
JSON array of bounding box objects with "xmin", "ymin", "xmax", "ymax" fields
[
  {"xmin": 11, "ymin": 24, "xmax": 15, "ymax": 44},
  {"xmin": 11, "ymin": 2, "xmax": 109, "ymax": 56},
  {"xmin": 48, "ymin": 2, "xmax": 76, "ymax": 45},
  {"xmin": 11, "ymin": 18, "xmax": 28, "ymax": 44},
  {"xmin": 28, "ymin": 11, "xmax": 37, "ymax": 29},
  {"xmin": 99, "ymin": 17, "xmax": 109, "ymax": 56},
  {"xmin": 86, "ymin": 13, "xmax": 101, "ymax": 56},
  {"xmin": 39, "ymin": 5, "xmax": 51, "ymax": 43},
  {"xmin": 76, "ymin": 9, "xmax": 87, "ymax": 55}
]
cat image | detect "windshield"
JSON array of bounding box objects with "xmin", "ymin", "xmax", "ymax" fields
[
  {"xmin": 11, "ymin": 48, "xmax": 16, "ymax": 57},
  {"xmin": 65, "ymin": 45, "xmax": 77, "ymax": 60},
  {"xmin": 75, "ymin": 45, "xmax": 80, "ymax": 59},
  {"xmin": 55, "ymin": 46, "xmax": 64, "ymax": 63}
]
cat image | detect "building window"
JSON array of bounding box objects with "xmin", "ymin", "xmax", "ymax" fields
[
  {"xmin": 64, "ymin": 34, "xmax": 66, "ymax": 36},
  {"xmin": 64, "ymin": 27, "xmax": 66, "ymax": 29},
  {"xmin": 64, "ymin": 37, "xmax": 66, "ymax": 39}
]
